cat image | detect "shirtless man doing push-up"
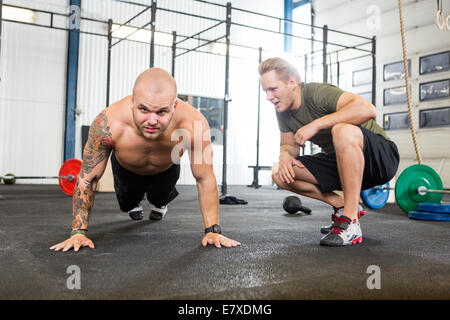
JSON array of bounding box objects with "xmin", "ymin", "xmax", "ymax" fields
[{"xmin": 50, "ymin": 68, "xmax": 240, "ymax": 252}]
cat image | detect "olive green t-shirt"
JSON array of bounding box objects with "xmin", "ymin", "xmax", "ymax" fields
[{"xmin": 276, "ymin": 82, "xmax": 390, "ymax": 154}]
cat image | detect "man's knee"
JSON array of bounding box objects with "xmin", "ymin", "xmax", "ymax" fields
[
  {"xmin": 271, "ymin": 162, "xmax": 279, "ymax": 176},
  {"xmin": 331, "ymin": 123, "xmax": 356, "ymax": 137},
  {"xmin": 331, "ymin": 123, "xmax": 363, "ymax": 148},
  {"xmin": 271, "ymin": 163, "xmax": 282, "ymax": 187},
  {"xmin": 271, "ymin": 163, "xmax": 287, "ymax": 189}
]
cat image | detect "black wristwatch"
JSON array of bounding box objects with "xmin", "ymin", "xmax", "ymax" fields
[{"xmin": 204, "ymin": 224, "xmax": 222, "ymax": 235}]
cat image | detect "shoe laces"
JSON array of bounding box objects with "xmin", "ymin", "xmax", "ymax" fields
[
  {"xmin": 331, "ymin": 216, "xmax": 352, "ymax": 234},
  {"xmin": 331, "ymin": 206, "xmax": 344, "ymax": 221}
]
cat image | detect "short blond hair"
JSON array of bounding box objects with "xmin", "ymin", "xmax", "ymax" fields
[{"xmin": 258, "ymin": 57, "xmax": 301, "ymax": 84}]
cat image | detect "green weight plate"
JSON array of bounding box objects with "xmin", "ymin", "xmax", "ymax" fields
[{"xmin": 395, "ymin": 164, "xmax": 443, "ymax": 214}]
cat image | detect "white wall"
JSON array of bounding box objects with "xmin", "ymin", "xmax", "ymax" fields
[
  {"xmin": 312, "ymin": 0, "xmax": 450, "ymax": 187},
  {"xmin": 0, "ymin": 2, "xmax": 68, "ymax": 184}
]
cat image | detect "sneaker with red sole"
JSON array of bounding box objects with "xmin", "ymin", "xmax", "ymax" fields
[
  {"xmin": 320, "ymin": 215, "xmax": 363, "ymax": 246},
  {"xmin": 320, "ymin": 204, "xmax": 366, "ymax": 234}
]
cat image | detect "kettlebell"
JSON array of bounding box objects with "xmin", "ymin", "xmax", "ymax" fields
[{"xmin": 282, "ymin": 196, "xmax": 312, "ymax": 214}]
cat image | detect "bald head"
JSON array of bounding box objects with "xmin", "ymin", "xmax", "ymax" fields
[
  {"xmin": 133, "ymin": 68, "xmax": 177, "ymax": 102},
  {"xmin": 131, "ymin": 68, "xmax": 178, "ymax": 140}
]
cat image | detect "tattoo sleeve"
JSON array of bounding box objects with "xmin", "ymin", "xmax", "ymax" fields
[{"xmin": 71, "ymin": 111, "xmax": 114, "ymax": 230}]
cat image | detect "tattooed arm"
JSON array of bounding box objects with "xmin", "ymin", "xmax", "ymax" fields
[
  {"xmin": 72, "ymin": 111, "xmax": 114, "ymax": 231},
  {"xmin": 50, "ymin": 110, "xmax": 114, "ymax": 252}
]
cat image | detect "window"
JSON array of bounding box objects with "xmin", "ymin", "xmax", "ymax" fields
[
  {"xmin": 384, "ymin": 86, "xmax": 408, "ymax": 106},
  {"xmin": 419, "ymin": 79, "xmax": 450, "ymax": 101},
  {"xmin": 420, "ymin": 51, "xmax": 450, "ymax": 75},
  {"xmin": 178, "ymin": 94, "xmax": 224, "ymax": 145},
  {"xmin": 419, "ymin": 107, "xmax": 450, "ymax": 128},
  {"xmin": 384, "ymin": 60, "xmax": 410, "ymax": 82},
  {"xmin": 352, "ymin": 68, "xmax": 372, "ymax": 87},
  {"xmin": 383, "ymin": 112, "xmax": 410, "ymax": 131}
]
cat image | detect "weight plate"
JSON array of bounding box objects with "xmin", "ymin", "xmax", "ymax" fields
[
  {"xmin": 395, "ymin": 164, "xmax": 443, "ymax": 214},
  {"xmin": 416, "ymin": 202, "xmax": 450, "ymax": 214},
  {"xmin": 3, "ymin": 173, "xmax": 16, "ymax": 185},
  {"xmin": 360, "ymin": 182, "xmax": 390, "ymax": 209},
  {"xmin": 58, "ymin": 159, "xmax": 82, "ymax": 196},
  {"xmin": 408, "ymin": 210, "xmax": 450, "ymax": 222}
]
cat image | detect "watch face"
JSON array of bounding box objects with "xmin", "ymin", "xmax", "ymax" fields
[{"xmin": 213, "ymin": 225, "xmax": 222, "ymax": 234}]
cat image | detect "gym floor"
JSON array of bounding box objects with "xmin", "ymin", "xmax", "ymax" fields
[{"xmin": 0, "ymin": 184, "xmax": 449, "ymax": 300}]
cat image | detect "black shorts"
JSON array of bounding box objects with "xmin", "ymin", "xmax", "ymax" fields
[
  {"xmin": 110, "ymin": 151, "xmax": 180, "ymax": 212},
  {"xmin": 298, "ymin": 127, "xmax": 399, "ymax": 193}
]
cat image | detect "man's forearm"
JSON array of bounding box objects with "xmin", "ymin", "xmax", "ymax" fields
[
  {"xmin": 196, "ymin": 175, "xmax": 219, "ymax": 229},
  {"xmin": 71, "ymin": 177, "xmax": 97, "ymax": 230}
]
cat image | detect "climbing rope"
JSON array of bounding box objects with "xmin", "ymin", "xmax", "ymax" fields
[{"xmin": 397, "ymin": 0, "xmax": 422, "ymax": 164}]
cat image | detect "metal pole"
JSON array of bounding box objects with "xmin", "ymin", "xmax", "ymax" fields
[
  {"xmin": 304, "ymin": 54, "xmax": 307, "ymax": 83},
  {"xmin": 284, "ymin": 0, "xmax": 292, "ymax": 53},
  {"xmin": 221, "ymin": 2, "xmax": 231, "ymax": 196},
  {"xmin": 371, "ymin": 36, "xmax": 376, "ymax": 105},
  {"xmin": 171, "ymin": 31, "xmax": 176, "ymax": 76},
  {"xmin": 337, "ymin": 61, "xmax": 340, "ymax": 87},
  {"xmin": 64, "ymin": 0, "xmax": 81, "ymax": 161},
  {"xmin": 336, "ymin": 52, "xmax": 340, "ymax": 87},
  {"xmin": 310, "ymin": 5, "xmax": 315, "ymax": 82},
  {"xmin": 322, "ymin": 24, "xmax": 328, "ymax": 83},
  {"xmin": 253, "ymin": 47, "xmax": 263, "ymax": 188},
  {"xmin": 149, "ymin": 0, "xmax": 156, "ymax": 67},
  {"xmin": 106, "ymin": 19, "xmax": 112, "ymax": 107},
  {"xmin": 0, "ymin": 0, "xmax": 3, "ymax": 83},
  {"xmin": 328, "ymin": 53, "xmax": 332, "ymax": 84},
  {"xmin": 1, "ymin": 175, "xmax": 75, "ymax": 180}
]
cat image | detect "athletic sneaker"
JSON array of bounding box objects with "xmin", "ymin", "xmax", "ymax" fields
[
  {"xmin": 320, "ymin": 215, "xmax": 363, "ymax": 246},
  {"xmin": 320, "ymin": 204, "xmax": 366, "ymax": 234},
  {"xmin": 149, "ymin": 204, "xmax": 168, "ymax": 221},
  {"xmin": 128, "ymin": 205, "xmax": 144, "ymax": 221}
]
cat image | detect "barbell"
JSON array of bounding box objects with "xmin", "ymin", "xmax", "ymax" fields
[
  {"xmin": 361, "ymin": 164, "xmax": 449, "ymax": 214},
  {"xmin": 0, "ymin": 159, "xmax": 82, "ymax": 196}
]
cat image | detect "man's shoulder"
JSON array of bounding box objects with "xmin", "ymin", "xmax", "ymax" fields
[
  {"xmin": 302, "ymin": 82, "xmax": 344, "ymax": 106},
  {"xmin": 176, "ymin": 98, "xmax": 197, "ymax": 113},
  {"xmin": 92, "ymin": 96, "xmax": 131, "ymax": 139},
  {"xmin": 105, "ymin": 95, "xmax": 132, "ymax": 120},
  {"xmin": 303, "ymin": 82, "xmax": 340, "ymax": 92}
]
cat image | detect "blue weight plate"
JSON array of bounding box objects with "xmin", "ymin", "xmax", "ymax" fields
[
  {"xmin": 408, "ymin": 211, "xmax": 450, "ymax": 222},
  {"xmin": 360, "ymin": 182, "xmax": 390, "ymax": 209},
  {"xmin": 416, "ymin": 202, "xmax": 450, "ymax": 214}
]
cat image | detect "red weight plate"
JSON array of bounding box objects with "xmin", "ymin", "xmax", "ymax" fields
[{"xmin": 58, "ymin": 159, "xmax": 82, "ymax": 196}]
